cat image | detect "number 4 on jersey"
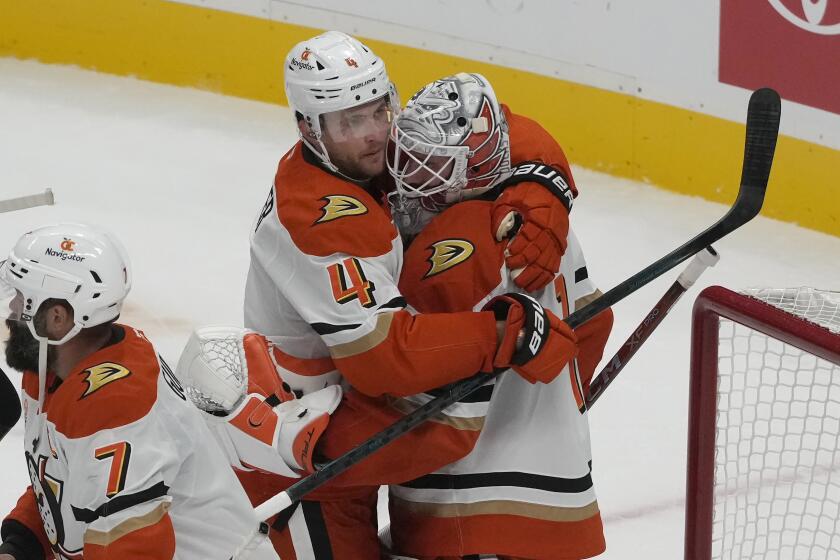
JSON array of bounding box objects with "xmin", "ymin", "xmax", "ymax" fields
[{"xmin": 327, "ymin": 258, "xmax": 377, "ymax": 308}]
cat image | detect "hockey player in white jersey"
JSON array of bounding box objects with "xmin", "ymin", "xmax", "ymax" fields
[
  {"xmin": 240, "ymin": 30, "xmax": 582, "ymax": 559},
  {"xmin": 0, "ymin": 224, "xmax": 278, "ymax": 560},
  {"xmin": 384, "ymin": 73, "xmax": 614, "ymax": 559}
]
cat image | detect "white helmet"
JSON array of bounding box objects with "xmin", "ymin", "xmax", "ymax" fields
[
  {"xmin": 0, "ymin": 223, "xmax": 132, "ymax": 346},
  {"xmin": 284, "ymin": 30, "xmax": 399, "ymax": 172}
]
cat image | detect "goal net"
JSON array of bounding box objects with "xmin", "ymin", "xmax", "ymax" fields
[{"xmin": 686, "ymin": 286, "xmax": 840, "ymax": 560}]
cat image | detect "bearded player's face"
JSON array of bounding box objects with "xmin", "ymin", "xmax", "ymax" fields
[
  {"xmin": 4, "ymin": 319, "xmax": 40, "ymax": 373},
  {"xmin": 320, "ymin": 97, "xmax": 393, "ymax": 180}
]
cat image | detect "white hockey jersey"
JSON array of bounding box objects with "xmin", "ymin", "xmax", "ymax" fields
[
  {"xmin": 243, "ymin": 143, "xmax": 501, "ymax": 400},
  {"xmin": 390, "ymin": 200, "xmax": 613, "ymax": 560},
  {"xmin": 8, "ymin": 325, "xmax": 277, "ymax": 560}
]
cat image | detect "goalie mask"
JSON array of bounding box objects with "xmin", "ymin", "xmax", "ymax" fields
[
  {"xmin": 284, "ymin": 31, "xmax": 400, "ymax": 177},
  {"xmin": 387, "ymin": 72, "xmax": 511, "ymax": 232}
]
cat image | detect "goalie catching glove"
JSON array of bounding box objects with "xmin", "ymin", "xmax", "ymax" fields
[
  {"xmin": 485, "ymin": 293, "xmax": 578, "ymax": 384},
  {"xmin": 176, "ymin": 326, "xmax": 342, "ymax": 478},
  {"xmin": 491, "ymin": 162, "xmax": 576, "ymax": 292}
]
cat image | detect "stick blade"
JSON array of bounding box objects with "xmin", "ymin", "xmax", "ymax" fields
[{"xmin": 736, "ymin": 88, "xmax": 781, "ymax": 220}]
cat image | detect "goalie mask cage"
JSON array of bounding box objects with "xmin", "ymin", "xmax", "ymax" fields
[{"xmin": 685, "ymin": 286, "xmax": 840, "ymax": 560}]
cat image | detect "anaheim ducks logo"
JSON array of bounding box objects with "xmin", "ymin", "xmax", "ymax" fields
[
  {"xmin": 81, "ymin": 362, "xmax": 131, "ymax": 398},
  {"xmin": 426, "ymin": 239, "xmax": 475, "ymax": 277},
  {"xmin": 316, "ymin": 195, "xmax": 368, "ymax": 223}
]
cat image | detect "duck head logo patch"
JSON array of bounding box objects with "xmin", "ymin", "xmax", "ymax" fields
[
  {"xmin": 316, "ymin": 195, "xmax": 368, "ymax": 223},
  {"xmin": 81, "ymin": 363, "xmax": 131, "ymax": 398},
  {"xmin": 426, "ymin": 239, "xmax": 474, "ymax": 277}
]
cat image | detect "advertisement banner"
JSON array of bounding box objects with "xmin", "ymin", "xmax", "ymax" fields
[{"xmin": 719, "ymin": 0, "xmax": 840, "ymax": 115}]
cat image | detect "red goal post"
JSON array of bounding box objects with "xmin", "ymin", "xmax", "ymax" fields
[{"xmin": 685, "ymin": 285, "xmax": 840, "ymax": 560}]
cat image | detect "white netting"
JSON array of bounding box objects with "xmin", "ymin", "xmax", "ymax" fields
[
  {"xmin": 712, "ymin": 287, "xmax": 840, "ymax": 559},
  {"xmin": 184, "ymin": 334, "xmax": 247, "ymax": 414},
  {"xmin": 741, "ymin": 287, "xmax": 840, "ymax": 335}
]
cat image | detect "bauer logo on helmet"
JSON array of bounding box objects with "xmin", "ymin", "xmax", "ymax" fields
[{"xmin": 350, "ymin": 78, "xmax": 376, "ymax": 91}]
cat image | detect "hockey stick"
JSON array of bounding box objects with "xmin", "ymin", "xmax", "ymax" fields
[
  {"xmin": 584, "ymin": 246, "xmax": 720, "ymax": 409},
  {"xmin": 0, "ymin": 188, "xmax": 55, "ymax": 213},
  {"xmin": 0, "ymin": 366, "xmax": 22, "ymax": 442},
  {"xmin": 243, "ymin": 87, "xmax": 781, "ymax": 529}
]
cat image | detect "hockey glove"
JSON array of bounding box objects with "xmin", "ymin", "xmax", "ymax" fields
[
  {"xmin": 484, "ymin": 293, "xmax": 578, "ymax": 384},
  {"xmin": 177, "ymin": 326, "xmax": 342, "ymax": 476},
  {"xmin": 491, "ymin": 163, "xmax": 575, "ymax": 292}
]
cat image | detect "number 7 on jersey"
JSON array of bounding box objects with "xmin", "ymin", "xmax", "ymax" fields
[{"xmin": 94, "ymin": 441, "xmax": 132, "ymax": 498}]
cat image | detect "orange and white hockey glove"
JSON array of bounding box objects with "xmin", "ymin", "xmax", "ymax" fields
[
  {"xmin": 484, "ymin": 293, "xmax": 578, "ymax": 384},
  {"xmin": 491, "ymin": 162, "xmax": 576, "ymax": 292},
  {"xmin": 176, "ymin": 326, "xmax": 342, "ymax": 477}
]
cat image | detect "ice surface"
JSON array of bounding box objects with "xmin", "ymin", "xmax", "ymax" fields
[{"xmin": 2, "ymin": 58, "xmax": 838, "ymax": 559}]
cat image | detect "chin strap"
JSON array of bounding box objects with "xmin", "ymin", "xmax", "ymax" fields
[
  {"xmin": 301, "ymin": 135, "xmax": 338, "ymax": 173},
  {"xmin": 37, "ymin": 340, "xmax": 47, "ymax": 414},
  {"xmin": 32, "ymin": 322, "xmax": 82, "ymax": 415}
]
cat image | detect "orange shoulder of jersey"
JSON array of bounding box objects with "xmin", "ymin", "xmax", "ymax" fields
[
  {"xmin": 273, "ymin": 143, "xmax": 397, "ymax": 258},
  {"xmin": 503, "ymin": 105, "xmax": 577, "ymax": 194},
  {"xmin": 400, "ymin": 200, "xmax": 505, "ymax": 313},
  {"xmin": 44, "ymin": 326, "xmax": 163, "ymax": 439}
]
